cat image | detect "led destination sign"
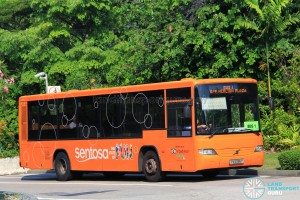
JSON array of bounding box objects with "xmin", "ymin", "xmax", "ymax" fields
[{"xmin": 209, "ymin": 85, "xmax": 247, "ymax": 94}]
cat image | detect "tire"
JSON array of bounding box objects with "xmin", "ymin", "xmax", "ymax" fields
[
  {"xmin": 143, "ymin": 151, "xmax": 164, "ymax": 182},
  {"xmin": 55, "ymin": 152, "xmax": 72, "ymax": 181},
  {"xmin": 201, "ymin": 169, "xmax": 219, "ymax": 179}
]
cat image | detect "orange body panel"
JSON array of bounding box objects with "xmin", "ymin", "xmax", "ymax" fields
[
  {"xmin": 19, "ymin": 78, "xmax": 263, "ymax": 173},
  {"xmin": 194, "ymin": 134, "xmax": 264, "ymax": 170}
]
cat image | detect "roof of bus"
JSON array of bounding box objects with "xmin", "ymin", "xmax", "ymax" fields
[{"xmin": 19, "ymin": 78, "xmax": 257, "ymax": 101}]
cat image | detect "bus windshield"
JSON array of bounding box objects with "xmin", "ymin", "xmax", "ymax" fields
[{"xmin": 195, "ymin": 83, "xmax": 260, "ymax": 135}]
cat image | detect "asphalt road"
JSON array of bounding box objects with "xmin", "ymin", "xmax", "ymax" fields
[{"xmin": 0, "ymin": 172, "xmax": 299, "ymax": 200}]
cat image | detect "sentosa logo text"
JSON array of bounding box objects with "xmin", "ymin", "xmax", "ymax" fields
[{"xmin": 75, "ymin": 147, "xmax": 109, "ymax": 162}]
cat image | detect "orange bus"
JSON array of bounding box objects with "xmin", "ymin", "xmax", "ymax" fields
[{"xmin": 19, "ymin": 78, "xmax": 264, "ymax": 181}]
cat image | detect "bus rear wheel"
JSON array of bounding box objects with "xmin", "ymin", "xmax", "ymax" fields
[
  {"xmin": 143, "ymin": 151, "xmax": 164, "ymax": 182},
  {"xmin": 55, "ymin": 152, "xmax": 72, "ymax": 181}
]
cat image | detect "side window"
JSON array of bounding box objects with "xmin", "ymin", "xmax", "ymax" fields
[
  {"xmin": 28, "ymin": 99, "xmax": 58, "ymax": 140},
  {"xmin": 58, "ymin": 97, "xmax": 101, "ymax": 140},
  {"xmin": 166, "ymin": 87, "xmax": 192, "ymax": 137},
  {"xmin": 167, "ymin": 102, "xmax": 192, "ymax": 137},
  {"xmin": 58, "ymin": 97, "xmax": 79, "ymax": 139},
  {"xmin": 102, "ymin": 93, "xmax": 127, "ymax": 137},
  {"xmin": 131, "ymin": 91, "xmax": 165, "ymax": 130},
  {"xmin": 100, "ymin": 90, "xmax": 165, "ymax": 138},
  {"xmin": 28, "ymin": 97, "xmax": 80, "ymax": 140},
  {"xmin": 27, "ymin": 90, "xmax": 165, "ymax": 140},
  {"xmin": 76, "ymin": 97, "xmax": 101, "ymax": 139},
  {"xmin": 28, "ymin": 101, "xmax": 40, "ymax": 140}
]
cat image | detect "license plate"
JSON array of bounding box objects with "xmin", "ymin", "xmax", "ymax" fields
[{"xmin": 229, "ymin": 159, "xmax": 244, "ymax": 165}]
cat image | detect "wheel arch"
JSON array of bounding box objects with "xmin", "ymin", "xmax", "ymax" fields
[
  {"xmin": 53, "ymin": 149, "xmax": 71, "ymax": 170},
  {"xmin": 138, "ymin": 146, "xmax": 160, "ymax": 172}
]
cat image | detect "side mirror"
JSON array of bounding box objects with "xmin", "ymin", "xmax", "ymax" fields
[{"xmin": 269, "ymin": 97, "xmax": 274, "ymax": 110}]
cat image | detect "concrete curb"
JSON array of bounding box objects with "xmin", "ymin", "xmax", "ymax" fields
[
  {"xmin": 0, "ymin": 157, "xmax": 28, "ymax": 175},
  {"xmin": 222, "ymin": 169, "xmax": 300, "ymax": 177}
]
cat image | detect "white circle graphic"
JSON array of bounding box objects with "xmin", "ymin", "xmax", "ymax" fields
[
  {"xmin": 158, "ymin": 96, "xmax": 164, "ymax": 107},
  {"xmin": 132, "ymin": 93, "xmax": 150, "ymax": 124},
  {"xmin": 38, "ymin": 100, "xmax": 45, "ymax": 106},
  {"xmin": 23, "ymin": 151, "xmax": 29, "ymax": 162},
  {"xmin": 106, "ymin": 93, "xmax": 126, "ymax": 128},
  {"xmin": 61, "ymin": 97, "xmax": 77, "ymax": 122},
  {"xmin": 60, "ymin": 115, "xmax": 69, "ymax": 127},
  {"xmin": 82, "ymin": 125, "xmax": 90, "ymax": 138},
  {"xmin": 32, "ymin": 142, "xmax": 45, "ymax": 168},
  {"xmin": 94, "ymin": 101, "xmax": 99, "ymax": 109},
  {"xmin": 39, "ymin": 123, "xmax": 57, "ymax": 140},
  {"xmin": 144, "ymin": 114, "xmax": 153, "ymax": 129},
  {"xmin": 47, "ymin": 98, "xmax": 56, "ymax": 110}
]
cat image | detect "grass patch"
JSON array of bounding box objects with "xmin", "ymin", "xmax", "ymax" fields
[
  {"xmin": 252, "ymin": 151, "xmax": 280, "ymax": 170},
  {"xmin": 0, "ymin": 192, "xmax": 22, "ymax": 200},
  {"xmin": 0, "ymin": 192, "xmax": 36, "ymax": 200},
  {"xmin": 263, "ymin": 152, "xmax": 280, "ymax": 169}
]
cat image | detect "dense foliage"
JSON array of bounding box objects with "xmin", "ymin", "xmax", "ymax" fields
[
  {"xmin": 278, "ymin": 148, "xmax": 300, "ymax": 170},
  {"xmin": 0, "ymin": 62, "xmax": 19, "ymax": 157},
  {"xmin": 0, "ymin": 0, "xmax": 299, "ymax": 157}
]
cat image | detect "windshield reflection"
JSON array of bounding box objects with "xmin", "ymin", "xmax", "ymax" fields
[{"xmin": 195, "ymin": 83, "xmax": 260, "ymax": 135}]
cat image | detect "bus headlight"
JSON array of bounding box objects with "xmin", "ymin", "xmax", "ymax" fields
[
  {"xmin": 254, "ymin": 145, "xmax": 263, "ymax": 152},
  {"xmin": 198, "ymin": 149, "xmax": 217, "ymax": 155}
]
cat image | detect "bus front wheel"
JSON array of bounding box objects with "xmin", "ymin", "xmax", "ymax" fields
[
  {"xmin": 55, "ymin": 152, "xmax": 72, "ymax": 181},
  {"xmin": 143, "ymin": 151, "xmax": 164, "ymax": 182}
]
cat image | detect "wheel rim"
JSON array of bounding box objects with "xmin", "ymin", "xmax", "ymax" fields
[
  {"xmin": 57, "ymin": 158, "xmax": 67, "ymax": 174},
  {"xmin": 145, "ymin": 158, "xmax": 157, "ymax": 175}
]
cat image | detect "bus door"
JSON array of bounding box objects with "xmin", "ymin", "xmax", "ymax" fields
[{"xmin": 164, "ymin": 88, "xmax": 195, "ymax": 171}]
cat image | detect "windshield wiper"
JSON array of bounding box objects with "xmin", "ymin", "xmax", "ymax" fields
[{"xmin": 208, "ymin": 129, "xmax": 216, "ymax": 139}]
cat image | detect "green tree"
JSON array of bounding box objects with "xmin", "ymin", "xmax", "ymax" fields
[
  {"xmin": 0, "ymin": 61, "xmax": 19, "ymax": 158},
  {"xmin": 0, "ymin": 0, "xmax": 299, "ymax": 156},
  {"xmin": 0, "ymin": 0, "xmax": 32, "ymax": 30},
  {"xmin": 236, "ymin": 0, "xmax": 300, "ymax": 100}
]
